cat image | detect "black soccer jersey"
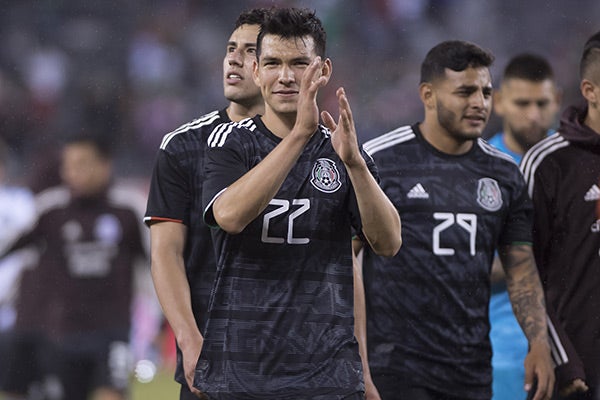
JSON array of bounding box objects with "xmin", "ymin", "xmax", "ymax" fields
[
  {"xmin": 144, "ymin": 109, "xmax": 230, "ymax": 385},
  {"xmin": 362, "ymin": 124, "xmax": 533, "ymax": 400},
  {"xmin": 199, "ymin": 116, "xmax": 373, "ymax": 399}
]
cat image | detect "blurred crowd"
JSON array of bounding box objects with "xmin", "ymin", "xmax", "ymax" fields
[{"xmin": 0, "ymin": 0, "xmax": 599, "ymax": 183}]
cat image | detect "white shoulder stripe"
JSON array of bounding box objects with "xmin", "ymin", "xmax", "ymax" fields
[
  {"xmin": 237, "ymin": 117, "xmax": 258, "ymax": 132},
  {"xmin": 363, "ymin": 125, "xmax": 415, "ymax": 155},
  {"xmin": 207, "ymin": 122, "xmax": 233, "ymax": 148},
  {"xmin": 207, "ymin": 117, "xmax": 257, "ymax": 148},
  {"xmin": 318, "ymin": 124, "xmax": 330, "ymax": 138},
  {"xmin": 35, "ymin": 186, "xmax": 70, "ymax": 216},
  {"xmin": 160, "ymin": 110, "xmax": 221, "ymax": 149},
  {"xmin": 363, "ymin": 125, "xmax": 413, "ymax": 149},
  {"xmin": 524, "ymin": 140, "xmax": 569, "ymax": 198},
  {"xmin": 478, "ymin": 139, "xmax": 517, "ymax": 164},
  {"xmin": 520, "ymin": 133, "xmax": 569, "ymax": 197},
  {"xmin": 108, "ymin": 186, "xmax": 147, "ymax": 219},
  {"xmin": 520, "ymin": 132, "xmax": 563, "ymax": 178}
]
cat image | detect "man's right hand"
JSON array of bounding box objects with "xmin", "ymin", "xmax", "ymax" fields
[
  {"xmin": 559, "ymin": 378, "xmax": 589, "ymax": 397},
  {"xmin": 181, "ymin": 333, "xmax": 206, "ymax": 398}
]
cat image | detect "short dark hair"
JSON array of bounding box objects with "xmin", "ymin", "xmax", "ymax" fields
[
  {"xmin": 503, "ymin": 53, "xmax": 554, "ymax": 82},
  {"xmin": 64, "ymin": 132, "xmax": 113, "ymax": 160},
  {"xmin": 234, "ymin": 7, "xmax": 272, "ymax": 29},
  {"xmin": 420, "ymin": 40, "xmax": 494, "ymax": 84},
  {"xmin": 580, "ymin": 30, "xmax": 600, "ymax": 80},
  {"xmin": 256, "ymin": 7, "xmax": 326, "ymax": 59}
]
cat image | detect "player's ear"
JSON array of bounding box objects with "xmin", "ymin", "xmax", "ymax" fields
[
  {"xmin": 581, "ymin": 79, "xmax": 598, "ymax": 104},
  {"xmin": 419, "ymin": 82, "xmax": 435, "ymax": 110},
  {"xmin": 321, "ymin": 57, "xmax": 332, "ymax": 80}
]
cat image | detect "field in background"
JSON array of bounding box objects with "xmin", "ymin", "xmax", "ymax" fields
[
  {"xmin": 132, "ymin": 369, "xmax": 179, "ymax": 400},
  {"xmin": 0, "ymin": 370, "xmax": 178, "ymax": 400}
]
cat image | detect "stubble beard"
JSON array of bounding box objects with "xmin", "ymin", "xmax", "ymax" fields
[
  {"xmin": 437, "ymin": 101, "xmax": 483, "ymax": 142},
  {"xmin": 510, "ymin": 124, "xmax": 547, "ymax": 151}
]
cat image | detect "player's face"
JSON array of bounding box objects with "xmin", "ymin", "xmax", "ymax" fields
[
  {"xmin": 494, "ymin": 78, "xmax": 559, "ymax": 148},
  {"xmin": 223, "ymin": 24, "xmax": 262, "ymax": 106},
  {"xmin": 253, "ymin": 34, "xmax": 318, "ymax": 115},
  {"xmin": 433, "ymin": 67, "xmax": 492, "ymax": 141},
  {"xmin": 61, "ymin": 143, "xmax": 112, "ymax": 198}
]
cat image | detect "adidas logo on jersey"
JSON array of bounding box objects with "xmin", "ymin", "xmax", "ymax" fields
[
  {"xmin": 407, "ymin": 183, "xmax": 429, "ymax": 199},
  {"xmin": 584, "ymin": 184, "xmax": 600, "ymax": 201}
]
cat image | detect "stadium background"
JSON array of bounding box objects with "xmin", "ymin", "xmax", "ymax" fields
[{"xmin": 0, "ymin": 0, "xmax": 598, "ymax": 397}]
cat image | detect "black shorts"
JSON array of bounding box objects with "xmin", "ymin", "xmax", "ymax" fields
[
  {"xmin": 372, "ymin": 371, "xmax": 477, "ymax": 400},
  {"xmin": 52, "ymin": 331, "xmax": 131, "ymax": 400},
  {"xmin": 0, "ymin": 330, "xmax": 53, "ymax": 394}
]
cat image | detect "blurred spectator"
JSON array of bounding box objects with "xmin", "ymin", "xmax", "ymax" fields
[
  {"xmin": 360, "ymin": 39, "xmax": 554, "ymax": 400},
  {"xmin": 127, "ymin": 16, "xmax": 191, "ymax": 169},
  {"xmin": 0, "ymin": 1, "xmax": 598, "ymax": 182},
  {"xmin": 0, "ymin": 133, "xmax": 149, "ymax": 400},
  {"xmin": 487, "ymin": 53, "xmax": 561, "ymax": 400},
  {"xmin": 23, "ymin": 45, "xmax": 69, "ymax": 118}
]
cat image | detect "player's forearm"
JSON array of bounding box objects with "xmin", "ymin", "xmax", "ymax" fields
[
  {"xmin": 501, "ymin": 244, "xmax": 549, "ymax": 345},
  {"xmin": 213, "ymin": 133, "xmax": 310, "ymax": 234},
  {"xmin": 149, "ymin": 223, "xmax": 201, "ymax": 346},
  {"xmin": 346, "ymin": 162, "xmax": 401, "ymax": 257},
  {"xmin": 151, "ymin": 254, "xmax": 201, "ymax": 344}
]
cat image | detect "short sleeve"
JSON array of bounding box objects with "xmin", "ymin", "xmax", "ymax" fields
[
  {"xmin": 202, "ymin": 127, "xmax": 251, "ymax": 228},
  {"xmin": 497, "ymin": 168, "xmax": 533, "ymax": 246},
  {"xmin": 144, "ymin": 149, "xmax": 190, "ymax": 225}
]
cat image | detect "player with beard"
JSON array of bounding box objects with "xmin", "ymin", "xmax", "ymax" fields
[
  {"xmin": 1, "ymin": 134, "xmax": 147, "ymax": 400},
  {"xmin": 487, "ymin": 53, "xmax": 561, "ymax": 400},
  {"xmin": 489, "ymin": 54, "xmax": 561, "ymax": 159},
  {"xmin": 359, "ymin": 41, "xmax": 554, "ymax": 400}
]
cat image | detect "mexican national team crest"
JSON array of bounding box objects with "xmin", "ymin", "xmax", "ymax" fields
[
  {"xmin": 477, "ymin": 178, "xmax": 503, "ymax": 211},
  {"xmin": 311, "ymin": 158, "xmax": 342, "ymax": 193}
]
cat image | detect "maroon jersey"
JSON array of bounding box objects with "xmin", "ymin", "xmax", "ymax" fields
[
  {"xmin": 11, "ymin": 185, "xmax": 146, "ymax": 339},
  {"xmin": 521, "ymin": 104, "xmax": 600, "ymax": 389}
]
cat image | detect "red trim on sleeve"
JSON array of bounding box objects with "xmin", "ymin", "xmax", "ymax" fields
[{"xmin": 145, "ymin": 216, "xmax": 183, "ymax": 226}]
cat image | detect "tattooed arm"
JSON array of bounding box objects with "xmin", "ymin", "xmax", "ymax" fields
[{"xmin": 499, "ymin": 243, "xmax": 555, "ymax": 400}]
